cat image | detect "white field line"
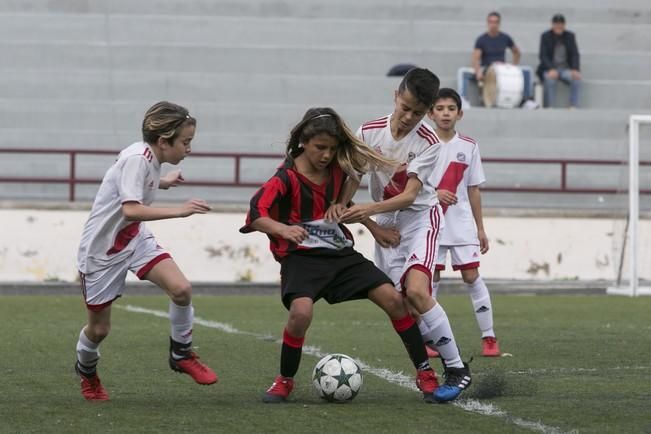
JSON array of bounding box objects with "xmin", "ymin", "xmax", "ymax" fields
[{"xmin": 119, "ymin": 304, "xmax": 572, "ymax": 434}]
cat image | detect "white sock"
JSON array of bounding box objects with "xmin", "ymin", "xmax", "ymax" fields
[
  {"xmin": 431, "ymin": 280, "xmax": 440, "ymax": 299},
  {"xmin": 420, "ymin": 303, "xmax": 463, "ymax": 368},
  {"xmin": 466, "ymin": 276, "xmax": 495, "ymax": 338},
  {"xmin": 169, "ymin": 301, "xmax": 194, "ymax": 345},
  {"xmin": 76, "ymin": 328, "xmax": 100, "ymax": 374}
]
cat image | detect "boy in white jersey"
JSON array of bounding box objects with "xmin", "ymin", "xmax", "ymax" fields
[
  {"xmin": 428, "ymin": 88, "xmax": 501, "ymax": 357},
  {"xmin": 74, "ymin": 102, "xmax": 217, "ymax": 401},
  {"xmin": 339, "ymin": 68, "xmax": 471, "ymax": 402}
]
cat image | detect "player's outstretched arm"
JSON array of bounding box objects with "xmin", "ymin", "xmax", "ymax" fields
[
  {"xmin": 249, "ymin": 217, "xmax": 308, "ymax": 244},
  {"xmin": 468, "ymin": 185, "xmax": 489, "ymax": 254},
  {"xmin": 122, "ymin": 199, "xmax": 211, "ymax": 222},
  {"xmin": 340, "ymin": 176, "xmax": 422, "ymax": 223}
]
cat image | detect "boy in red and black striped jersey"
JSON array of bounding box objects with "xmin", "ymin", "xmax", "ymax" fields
[{"xmin": 241, "ymin": 107, "xmax": 440, "ymax": 403}]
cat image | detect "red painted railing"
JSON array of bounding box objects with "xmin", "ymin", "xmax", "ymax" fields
[{"xmin": 1, "ymin": 148, "xmax": 648, "ymax": 201}]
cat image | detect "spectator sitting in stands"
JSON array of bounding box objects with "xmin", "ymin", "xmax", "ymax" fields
[
  {"xmin": 537, "ymin": 14, "xmax": 581, "ymax": 109},
  {"xmin": 459, "ymin": 11, "xmax": 533, "ymax": 107},
  {"xmin": 472, "ymin": 11, "xmax": 520, "ymax": 84}
]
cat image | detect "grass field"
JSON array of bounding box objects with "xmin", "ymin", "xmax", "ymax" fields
[{"xmin": 1, "ymin": 293, "xmax": 650, "ymax": 434}]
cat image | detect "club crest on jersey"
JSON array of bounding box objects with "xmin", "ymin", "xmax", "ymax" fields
[
  {"xmin": 456, "ymin": 152, "xmax": 467, "ymax": 162},
  {"xmin": 374, "ymin": 145, "xmax": 383, "ymax": 154},
  {"xmin": 407, "ymin": 152, "xmax": 416, "ymax": 162}
]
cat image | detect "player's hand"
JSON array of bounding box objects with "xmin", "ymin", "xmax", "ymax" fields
[
  {"xmin": 179, "ymin": 199, "xmax": 211, "ymax": 217},
  {"xmin": 570, "ymin": 69, "xmax": 581, "ymax": 80},
  {"xmin": 341, "ymin": 204, "xmax": 375, "ymax": 224},
  {"xmin": 370, "ymin": 225, "xmax": 401, "ymax": 248},
  {"xmin": 160, "ymin": 170, "xmax": 185, "ymax": 190},
  {"xmin": 547, "ymin": 69, "xmax": 559, "ymax": 80},
  {"xmin": 475, "ymin": 69, "xmax": 484, "ymax": 82},
  {"xmin": 277, "ymin": 225, "xmax": 309, "ymax": 244},
  {"xmin": 478, "ymin": 229, "xmax": 489, "ymax": 254},
  {"xmin": 437, "ymin": 189, "xmax": 458, "ymax": 206},
  {"xmin": 324, "ymin": 203, "xmax": 346, "ymax": 223}
]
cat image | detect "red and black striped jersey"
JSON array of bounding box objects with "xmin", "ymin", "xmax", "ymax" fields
[{"xmin": 240, "ymin": 159, "xmax": 353, "ymax": 261}]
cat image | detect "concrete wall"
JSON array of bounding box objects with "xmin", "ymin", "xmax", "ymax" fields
[{"xmin": 1, "ymin": 209, "xmax": 646, "ymax": 283}]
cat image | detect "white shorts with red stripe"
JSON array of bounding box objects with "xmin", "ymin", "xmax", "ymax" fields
[
  {"xmin": 79, "ymin": 234, "xmax": 170, "ymax": 311},
  {"xmin": 436, "ymin": 244, "xmax": 481, "ymax": 271},
  {"xmin": 374, "ymin": 206, "xmax": 443, "ymax": 291}
]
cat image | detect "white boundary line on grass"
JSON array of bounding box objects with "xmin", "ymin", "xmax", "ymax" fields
[{"xmin": 119, "ymin": 304, "xmax": 572, "ymax": 434}]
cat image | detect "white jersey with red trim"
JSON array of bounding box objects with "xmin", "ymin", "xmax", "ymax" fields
[
  {"xmin": 431, "ymin": 132, "xmax": 486, "ymax": 246},
  {"xmin": 357, "ymin": 114, "xmax": 441, "ymax": 213},
  {"xmin": 77, "ymin": 142, "xmax": 161, "ymax": 274}
]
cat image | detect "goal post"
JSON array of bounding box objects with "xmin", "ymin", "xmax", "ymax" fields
[{"xmin": 607, "ymin": 114, "xmax": 651, "ymax": 297}]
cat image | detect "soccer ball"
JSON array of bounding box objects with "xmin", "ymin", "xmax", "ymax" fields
[{"xmin": 312, "ymin": 353, "xmax": 363, "ymax": 402}]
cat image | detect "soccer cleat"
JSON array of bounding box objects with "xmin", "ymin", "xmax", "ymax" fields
[
  {"xmin": 432, "ymin": 362, "xmax": 472, "ymax": 403},
  {"xmin": 262, "ymin": 375, "xmax": 294, "ymax": 403},
  {"xmin": 416, "ymin": 368, "xmax": 439, "ymax": 401},
  {"xmin": 169, "ymin": 352, "xmax": 218, "ymax": 385},
  {"xmin": 75, "ymin": 363, "xmax": 109, "ymax": 401},
  {"xmin": 426, "ymin": 346, "xmax": 440, "ymax": 358},
  {"xmin": 481, "ymin": 336, "xmax": 501, "ymax": 357}
]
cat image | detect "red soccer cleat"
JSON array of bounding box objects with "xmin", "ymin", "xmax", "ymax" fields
[
  {"xmin": 76, "ymin": 365, "xmax": 109, "ymax": 401},
  {"xmin": 262, "ymin": 375, "xmax": 294, "ymax": 403},
  {"xmin": 481, "ymin": 336, "xmax": 502, "ymax": 357},
  {"xmin": 426, "ymin": 346, "xmax": 440, "ymax": 358},
  {"xmin": 416, "ymin": 368, "xmax": 439, "ymax": 398},
  {"xmin": 169, "ymin": 352, "xmax": 218, "ymax": 385}
]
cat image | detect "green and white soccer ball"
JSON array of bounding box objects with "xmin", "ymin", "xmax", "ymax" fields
[{"xmin": 312, "ymin": 353, "xmax": 363, "ymax": 402}]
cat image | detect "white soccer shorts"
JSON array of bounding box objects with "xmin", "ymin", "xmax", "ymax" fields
[
  {"xmin": 79, "ymin": 234, "xmax": 170, "ymax": 311},
  {"xmin": 374, "ymin": 206, "xmax": 442, "ymax": 292},
  {"xmin": 436, "ymin": 244, "xmax": 481, "ymax": 271}
]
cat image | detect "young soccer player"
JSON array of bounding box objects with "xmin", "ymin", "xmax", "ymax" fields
[
  {"xmin": 341, "ymin": 69, "xmax": 471, "ymax": 402},
  {"xmin": 428, "ymin": 88, "xmax": 501, "ymax": 357},
  {"xmin": 240, "ymin": 107, "xmax": 440, "ymax": 403},
  {"xmin": 74, "ymin": 101, "xmax": 218, "ymax": 401}
]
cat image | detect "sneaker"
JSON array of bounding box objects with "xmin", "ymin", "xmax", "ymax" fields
[
  {"xmin": 481, "ymin": 336, "xmax": 501, "ymax": 357},
  {"xmin": 169, "ymin": 352, "xmax": 218, "ymax": 385},
  {"xmin": 75, "ymin": 363, "xmax": 109, "ymax": 401},
  {"xmin": 432, "ymin": 363, "xmax": 472, "ymax": 403},
  {"xmin": 426, "ymin": 346, "xmax": 440, "ymax": 358},
  {"xmin": 262, "ymin": 375, "xmax": 294, "ymax": 403},
  {"xmin": 416, "ymin": 369, "xmax": 439, "ymax": 402}
]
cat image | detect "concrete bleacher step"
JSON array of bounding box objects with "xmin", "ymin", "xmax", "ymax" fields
[
  {"xmin": 1, "ymin": 69, "xmax": 648, "ymax": 110},
  {"xmin": 1, "ymin": 14, "xmax": 649, "ymax": 53},
  {"xmin": 1, "ymin": 42, "xmax": 649, "ymax": 82},
  {"xmin": 1, "ymin": 0, "xmax": 650, "ymax": 24},
  {"xmin": 0, "ymin": 98, "xmax": 648, "ymax": 141}
]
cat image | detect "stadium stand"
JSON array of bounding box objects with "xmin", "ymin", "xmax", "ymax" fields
[{"xmin": 0, "ymin": 0, "xmax": 650, "ymax": 208}]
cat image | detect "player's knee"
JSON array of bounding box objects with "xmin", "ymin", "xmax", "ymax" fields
[
  {"xmin": 382, "ymin": 291, "xmax": 406, "ymax": 319},
  {"xmin": 88, "ymin": 322, "xmax": 110, "ymax": 341},
  {"xmin": 169, "ymin": 281, "xmax": 192, "ymax": 305},
  {"xmin": 405, "ymin": 287, "xmax": 433, "ymax": 312},
  {"xmin": 461, "ymin": 269, "xmax": 479, "ymax": 284},
  {"xmin": 287, "ymin": 302, "xmax": 313, "ymax": 333}
]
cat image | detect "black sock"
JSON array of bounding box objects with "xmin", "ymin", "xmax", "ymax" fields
[
  {"xmin": 76, "ymin": 361, "xmax": 97, "ymax": 377},
  {"xmin": 392, "ymin": 315, "xmax": 431, "ymax": 371},
  {"xmin": 280, "ymin": 328, "xmax": 304, "ymax": 378},
  {"xmin": 170, "ymin": 337, "xmax": 192, "ymax": 359}
]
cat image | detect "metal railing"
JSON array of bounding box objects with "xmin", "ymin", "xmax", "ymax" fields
[{"xmin": 1, "ymin": 148, "xmax": 648, "ymax": 201}]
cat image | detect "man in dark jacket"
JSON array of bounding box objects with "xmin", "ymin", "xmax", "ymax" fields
[{"xmin": 537, "ymin": 14, "xmax": 581, "ymax": 108}]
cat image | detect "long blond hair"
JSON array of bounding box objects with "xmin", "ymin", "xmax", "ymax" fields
[{"xmin": 286, "ymin": 107, "xmax": 396, "ymax": 181}]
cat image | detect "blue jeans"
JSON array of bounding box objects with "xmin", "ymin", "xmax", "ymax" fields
[
  {"xmin": 458, "ymin": 66, "xmax": 534, "ymax": 105},
  {"xmin": 543, "ymin": 69, "xmax": 580, "ymax": 108}
]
